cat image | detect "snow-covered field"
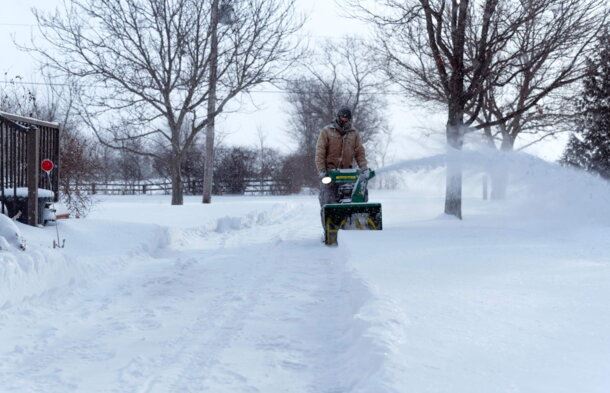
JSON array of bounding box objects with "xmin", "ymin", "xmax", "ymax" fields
[{"xmin": 1, "ymin": 153, "xmax": 610, "ymax": 392}]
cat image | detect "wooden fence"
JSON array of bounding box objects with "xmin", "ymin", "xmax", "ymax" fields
[{"xmin": 75, "ymin": 178, "xmax": 290, "ymax": 196}]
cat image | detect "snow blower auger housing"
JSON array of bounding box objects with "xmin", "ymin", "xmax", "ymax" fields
[{"xmin": 321, "ymin": 169, "xmax": 382, "ymax": 245}]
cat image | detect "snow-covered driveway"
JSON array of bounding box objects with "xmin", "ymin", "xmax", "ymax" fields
[{"xmin": 0, "ymin": 196, "xmax": 380, "ymax": 392}]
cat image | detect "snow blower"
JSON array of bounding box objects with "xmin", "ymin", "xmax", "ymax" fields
[{"xmin": 321, "ymin": 169, "xmax": 382, "ymax": 245}]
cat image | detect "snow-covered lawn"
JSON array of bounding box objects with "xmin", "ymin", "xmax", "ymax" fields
[{"xmin": 1, "ymin": 155, "xmax": 610, "ymax": 392}]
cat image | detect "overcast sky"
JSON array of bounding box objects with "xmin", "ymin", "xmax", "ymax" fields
[{"xmin": 0, "ymin": 0, "xmax": 567, "ymax": 162}]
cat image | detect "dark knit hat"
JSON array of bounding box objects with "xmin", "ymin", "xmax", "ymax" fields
[{"xmin": 336, "ymin": 106, "xmax": 352, "ymax": 120}]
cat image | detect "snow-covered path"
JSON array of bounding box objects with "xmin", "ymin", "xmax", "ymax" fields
[{"xmin": 0, "ymin": 198, "xmax": 379, "ymax": 392}]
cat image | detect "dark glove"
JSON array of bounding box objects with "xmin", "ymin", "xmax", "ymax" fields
[{"xmin": 359, "ymin": 168, "xmax": 370, "ymax": 179}]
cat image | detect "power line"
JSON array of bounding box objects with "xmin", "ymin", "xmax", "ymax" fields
[
  {"xmin": 0, "ymin": 79, "xmax": 405, "ymax": 96},
  {"xmin": 0, "ymin": 23, "xmax": 35, "ymax": 27}
]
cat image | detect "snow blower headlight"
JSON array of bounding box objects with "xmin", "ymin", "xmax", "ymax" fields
[{"xmin": 322, "ymin": 176, "xmax": 332, "ymax": 184}]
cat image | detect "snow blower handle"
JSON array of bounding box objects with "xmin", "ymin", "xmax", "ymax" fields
[{"xmin": 351, "ymin": 169, "xmax": 375, "ymax": 203}]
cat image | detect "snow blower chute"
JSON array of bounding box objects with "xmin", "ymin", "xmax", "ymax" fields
[{"xmin": 321, "ymin": 169, "xmax": 382, "ymax": 245}]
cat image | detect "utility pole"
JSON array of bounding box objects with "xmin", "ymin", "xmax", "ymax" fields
[{"xmin": 203, "ymin": 0, "xmax": 220, "ymax": 204}]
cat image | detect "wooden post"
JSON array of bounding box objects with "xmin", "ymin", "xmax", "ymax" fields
[
  {"xmin": 27, "ymin": 127, "xmax": 40, "ymax": 226},
  {"xmin": 203, "ymin": 0, "xmax": 220, "ymax": 204}
]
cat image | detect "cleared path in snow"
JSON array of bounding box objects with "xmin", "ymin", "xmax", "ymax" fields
[{"xmin": 0, "ymin": 200, "xmax": 374, "ymax": 392}]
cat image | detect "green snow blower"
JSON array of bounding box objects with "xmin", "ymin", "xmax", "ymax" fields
[{"xmin": 321, "ymin": 169, "xmax": 382, "ymax": 245}]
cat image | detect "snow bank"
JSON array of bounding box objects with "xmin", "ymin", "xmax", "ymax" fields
[
  {"xmin": 214, "ymin": 203, "xmax": 299, "ymax": 233},
  {"xmin": 494, "ymin": 153, "xmax": 610, "ymax": 224},
  {"xmin": 214, "ymin": 210, "xmax": 282, "ymax": 233},
  {"xmin": 341, "ymin": 221, "xmax": 610, "ymax": 392},
  {"xmin": 0, "ymin": 197, "xmax": 299, "ymax": 308},
  {"xmin": 329, "ymin": 261, "xmax": 409, "ymax": 393},
  {"xmin": 338, "ymin": 154, "xmax": 610, "ymax": 392},
  {"xmin": 0, "ymin": 219, "xmax": 169, "ymax": 308},
  {"xmin": 164, "ymin": 201, "xmax": 305, "ymax": 250},
  {"xmin": 0, "ymin": 214, "xmax": 26, "ymax": 251}
]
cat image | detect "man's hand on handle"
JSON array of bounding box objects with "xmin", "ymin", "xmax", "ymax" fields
[{"xmin": 359, "ymin": 168, "xmax": 370, "ymax": 180}]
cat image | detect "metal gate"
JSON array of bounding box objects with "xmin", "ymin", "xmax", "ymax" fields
[{"xmin": 1, "ymin": 111, "xmax": 60, "ymax": 224}]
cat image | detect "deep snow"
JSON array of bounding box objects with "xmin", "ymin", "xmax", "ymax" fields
[{"xmin": 1, "ymin": 152, "xmax": 610, "ymax": 392}]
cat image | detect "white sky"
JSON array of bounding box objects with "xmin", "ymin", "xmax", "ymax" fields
[{"xmin": 0, "ymin": 0, "xmax": 568, "ymax": 162}]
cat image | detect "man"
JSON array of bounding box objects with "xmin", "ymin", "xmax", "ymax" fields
[{"xmin": 315, "ymin": 106, "xmax": 368, "ymax": 207}]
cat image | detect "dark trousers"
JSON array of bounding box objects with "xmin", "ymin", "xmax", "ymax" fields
[
  {"xmin": 319, "ymin": 183, "xmax": 338, "ymax": 227},
  {"xmin": 318, "ymin": 183, "xmax": 338, "ymax": 206}
]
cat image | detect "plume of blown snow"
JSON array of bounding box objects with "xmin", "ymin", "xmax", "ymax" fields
[
  {"xmin": 492, "ymin": 152, "xmax": 610, "ymax": 224},
  {"xmin": 375, "ymin": 148, "xmax": 610, "ymax": 224}
]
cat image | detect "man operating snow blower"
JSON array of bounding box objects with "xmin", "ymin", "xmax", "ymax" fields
[{"xmin": 315, "ymin": 106, "xmax": 382, "ymax": 245}]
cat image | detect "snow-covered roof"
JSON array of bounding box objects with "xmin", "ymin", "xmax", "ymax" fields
[{"xmin": 2, "ymin": 188, "xmax": 55, "ymax": 199}]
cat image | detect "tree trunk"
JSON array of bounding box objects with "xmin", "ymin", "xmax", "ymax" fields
[
  {"xmin": 444, "ymin": 109, "xmax": 464, "ymax": 219},
  {"xmin": 490, "ymin": 162, "xmax": 508, "ymax": 200},
  {"xmin": 490, "ymin": 132, "xmax": 515, "ymax": 200},
  {"xmin": 500, "ymin": 133, "xmax": 515, "ymax": 151},
  {"xmin": 202, "ymin": 0, "xmax": 220, "ymax": 204},
  {"xmin": 483, "ymin": 124, "xmax": 496, "ymax": 148},
  {"xmin": 171, "ymin": 153, "xmax": 184, "ymax": 205}
]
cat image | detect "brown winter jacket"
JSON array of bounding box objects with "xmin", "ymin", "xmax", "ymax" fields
[{"xmin": 315, "ymin": 123, "xmax": 368, "ymax": 172}]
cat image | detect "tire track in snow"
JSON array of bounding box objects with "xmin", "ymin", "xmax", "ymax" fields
[{"xmin": 140, "ymin": 245, "xmax": 281, "ymax": 393}]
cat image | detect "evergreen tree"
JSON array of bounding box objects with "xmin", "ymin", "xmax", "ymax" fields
[{"xmin": 562, "ymin": 31, "xmax": 610, "ymax": 178}]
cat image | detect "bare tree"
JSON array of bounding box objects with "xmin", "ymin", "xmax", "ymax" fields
[
  {"xmin": 352, "ymin": 0, "xmax": 607, "ymax": 214},
  {"xmin": 468, "ymin": 0, "xmax": 607, "ymax": 199},
  {"xmin": 151, "ymin": 126, "xmax": 233, "ymax": 195},
  {"xmin": 60, "ymin": 125, "xmax": 99, "ymax": 216},
  {"xmin": 351, "ymin": 0, "xmax": 546, "ymax": 218},
  {"xmin": 254, "ymin": 125, "xmax": 282, "ymax": 192},
  {"xmin": 29, "ymin": 0, "xmax": 303, "ymax": 205},
  {"xmin": 285, "ymin": 37, "xmax": 386, "ymax": 187},
  {"xmin": 475, "ymin": 0, "xmax": 607, "ymax": 151},
  {"xmin": 0, "ymin": 74, "xmax": 60, "ymax": 120},
  {"xmin": 116, "ymin": 138, "xmax": 152, "ymax": 184}
]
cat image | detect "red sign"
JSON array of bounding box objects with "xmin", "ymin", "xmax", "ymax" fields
[{"xmin": 41, "ymin": 159, "xmax": 54, "ymax": 173}]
